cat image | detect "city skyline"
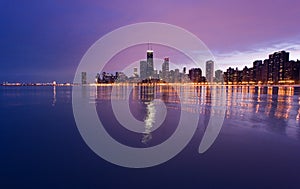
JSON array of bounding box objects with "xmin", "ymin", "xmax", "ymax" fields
[
  {"xmin": 3, "ymin": 47, "xmax": 300, "ymax": 85},
  {"xmin": 224, "ymin": 51, "xmax": 300, "ymax": 85},
  {"xmin": 93, "ymin": 48, "xmax": 300, "ymax": 85}
]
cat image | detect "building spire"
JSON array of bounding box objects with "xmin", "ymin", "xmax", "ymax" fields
[{"xmin": 147, "ymin": 42, "xmax": 153, "ymax": 50}]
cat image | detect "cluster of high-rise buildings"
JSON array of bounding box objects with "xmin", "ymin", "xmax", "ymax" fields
[
  {"xmin": 13, "ymin": 48, "xmax": 300, "ymax": 86},
  {"xmin": 86, "ymin": 49, "xmax": 300, "ymax": 85},
  {"xmin": 139, "ymin": 53, "xmax": 190, "ymax": 83},
  {"xmin": 223, "ymin": 51, "xmax": 300, "ymax": 85},
  {"xmin": 138, "ymin": 49, "xmax": 218, "ymax": 83},
  {"xmin": 94, "ymin": 48, "xmax": 217, "ymax": 84}
]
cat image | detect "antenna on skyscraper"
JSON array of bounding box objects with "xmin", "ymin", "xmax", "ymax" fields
[{"xmin": 147, "ymin": 42, "xmax": 152, "ymax": 50}]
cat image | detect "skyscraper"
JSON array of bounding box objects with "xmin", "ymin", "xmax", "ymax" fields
[
  {"xmin": 253, "ymin": 60, "xmax": 263, "ymax": 82},
  {"xmin": 81, "ymin": 72, "xmax": 87, "ymax": 84},
  {"xmin": 269, "ymin": 51, "xmax": 289, "ymax": 84},
  {"xmin": 262, "ymin": 59, "xmax": 269, "ymax": 83},
  {"xmin": 206, "ymin": 60, "xmax": 214, "ymax": 83},
  {"xmin": 162, "ymin": 57, "xmax": 169, "ymax": 81},
  {"xmin": 215, "ymin": 70, "xmax": 223, "ymax": 83},
  {"xmin": 140, "ymin": 60, "xmax": 147, "ymax": 79},
  {"xmin": 146, "ymin": 50, "xmax": 154, "ymax": 78},
  {"xmin": 293, "ymin": 60, "xmax": 300, "ymax": 83},
  {"xmin": 133, "ymin": 67, "xmax": 138, "ymax": 77},
  {"xmin": 174, "ymin": 69, "xmax": 180, "ymax": 83}
]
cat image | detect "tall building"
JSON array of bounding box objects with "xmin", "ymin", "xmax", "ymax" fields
[
  {"xmin": 146, "ymin": 50, "xmax": 154, "ymax": 78},
  {"xmin": 253, "ymin": 60, "xmax": 263, "ymax": 82},
  {"xmin": 189, "ymin": 68, "xmax": 202, "ymax": 83},
  {"xmin": 232, "ymin": 67, "xmax": 242, "ymax": 84},
  {"xmin": 224, "ymin": 67, "xmax": 235, "ymax": 84},
  {"xmin": 133, "ymin": 67, "xmax": 138, "ymax": 77},
  {"xmin": 174, "ymin": 69, "xmax": 180, "ymax": 83},
  {"xmin": 280, "ymin": 60, "xmax": 300, "ymax": 84},
  {"xmin": 81, "ymin": 72, "xmax": 87, "ymax": 84},
  {"xmin": 215, "ymin": 70, "xmax": 223, "ymax": 83},
  {"xmin": 266, "ymin": 59, "xmax": 273, "ymax": 83},
  {"xmin": 242, "ymin": 66, "xmax": 250, "ymax": 83},
  {"xmin": 293, "ymin": 60, "xmax": 300, "ymax": 83},
  {"xmin": 223, "ymin": 50, "xmax": 300, "ymax": 85},
  {"xmin": 153, "ymin": 70, "xmax": 159, "ymax": 79},
  {"xmin": 140, "ymin": 60, "xmax": 147, "ymax": 79},
  {"xmin": 262, "ymin": 59, "xmax": 269, "ymax": 83},
  {"xmin": 284, "ymin": 60, "xmax": 294, "ymax": 81},
  {"xmin": 162, "ymin": 57, "xmax": 169, "ymax": 81},
  {"xmin": 206, "ymin": 60, "xmax": 214, "ymax": 83},
  {"xmin": 269, "ymin": 51, "xmax": 289, "ymax": 84},
  {"xmin": 169, "ymin": 70, "xmax": 175, "ymax": 83}
]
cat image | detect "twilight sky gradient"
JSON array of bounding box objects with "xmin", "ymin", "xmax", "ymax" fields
[{"xmin": 1, "ymin": 0, "xmax": 300, "ymax": 82}]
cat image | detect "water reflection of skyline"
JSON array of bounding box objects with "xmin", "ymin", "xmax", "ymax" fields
[
  {"xmin": 52, "ymin": 86, "xmax": 56, "ymax": 106},
  {"xmin": 226, "ymin": 86, "xmax": 300, "ymax": 122},
  {"xmin": 93, "ymin": 85, "xmax": 300, "ymax": 126},
  {"xmin": 142, "ymin": 101, "xmax": 155, "ymax": 144}
]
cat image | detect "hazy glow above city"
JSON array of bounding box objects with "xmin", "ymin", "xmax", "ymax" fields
[{"xmin": 1, "ymin": 0, "xmax": 300, "ymax": 82}]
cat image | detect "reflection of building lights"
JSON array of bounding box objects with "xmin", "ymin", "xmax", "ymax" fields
[
  {"xmin": 267, "ymin": 87, "xmax": 272, "ymax": 95},
  {"xmin": 93, "ymin": 84, "xmax": 300, "ymax": 123},
  {"xmin": 52, "ymin": 86, "xmax": 56, "ymax": 106},
  {"xmin": 296, "ymin": 108, "xmax": 300, "ymax": 122},
  {"xmin": 278, "ymin": 80, "xmax": 295, "ymax": 84},
  {"xmin": 142, "ymin": 101, "xmax": 155, "ymax": 144}
]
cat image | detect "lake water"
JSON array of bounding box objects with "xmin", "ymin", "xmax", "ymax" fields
[{"xmin": 1, "ymin": 85, "xmax": 300, "ymax": 188}]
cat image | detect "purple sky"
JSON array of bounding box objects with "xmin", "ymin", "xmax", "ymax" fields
[{"xmin": 1, "ymin": 0, "xmax": 300, "ymax": 82}]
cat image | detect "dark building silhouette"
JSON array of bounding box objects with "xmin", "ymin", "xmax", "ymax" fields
[
  {"xmin": 242, "ymin": 66, "xmax": 250, "ymax": 83},
  {"xmin": 140, "ymin": 60, "xmax": 147, "ymax": 79},
  {"xmin": 189, "ymin": 68, "xmax": 203, "ymax": 83},
  {"xmin": 269, "ymin": 51, "xmax": 289, "ymax": 83},
  {"xmin": 81, "ymin": 72, "xmax": 87, "ymax": 84},
  {"xmin": 224, "ymin": 67, "xmax": 234, "ymax": 84},
  {"xmin": 262, "ymin": 59, "xmax": 269, "ymax": 83},
  {"xmin": 146, "ymin": 50, "xmax": 154, "ymax": 78},
  {"xmin": 293, "ymin": 60, "xmax": 300, "ymax": 83},
  {"xmin": 253, "ymin": 60, "xmax": 263, "ymax": 83},
  {"xmin": 215, "ymin": 69, "xmax": 223, "ymax": 83},
  {"xmin": 224, "ymin": 51, "xmax": 300, "ymax": 85},
  {"xmin": 284, "ymin": 60, "xmax": 294, "ymax": 81}
]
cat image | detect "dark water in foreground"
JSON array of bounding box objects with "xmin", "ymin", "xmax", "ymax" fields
[{"xmin": 1, "ymin": 85, "xmax": 300, "ymax": 188}]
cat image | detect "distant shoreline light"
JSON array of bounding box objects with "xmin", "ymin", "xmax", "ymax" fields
[{"xmin": 0, "ymin": 82, "xmax": 74, "ymax": 87}]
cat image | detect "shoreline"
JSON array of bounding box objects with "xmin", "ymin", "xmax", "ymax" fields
[{"xmin": 2, "ymin": 83, "xmax": 300, "ymax": 88}]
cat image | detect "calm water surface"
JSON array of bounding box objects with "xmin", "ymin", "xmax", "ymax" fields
[{"xmin": 1, "ymin": 85, "xmax": 300, "ymax": 188}]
